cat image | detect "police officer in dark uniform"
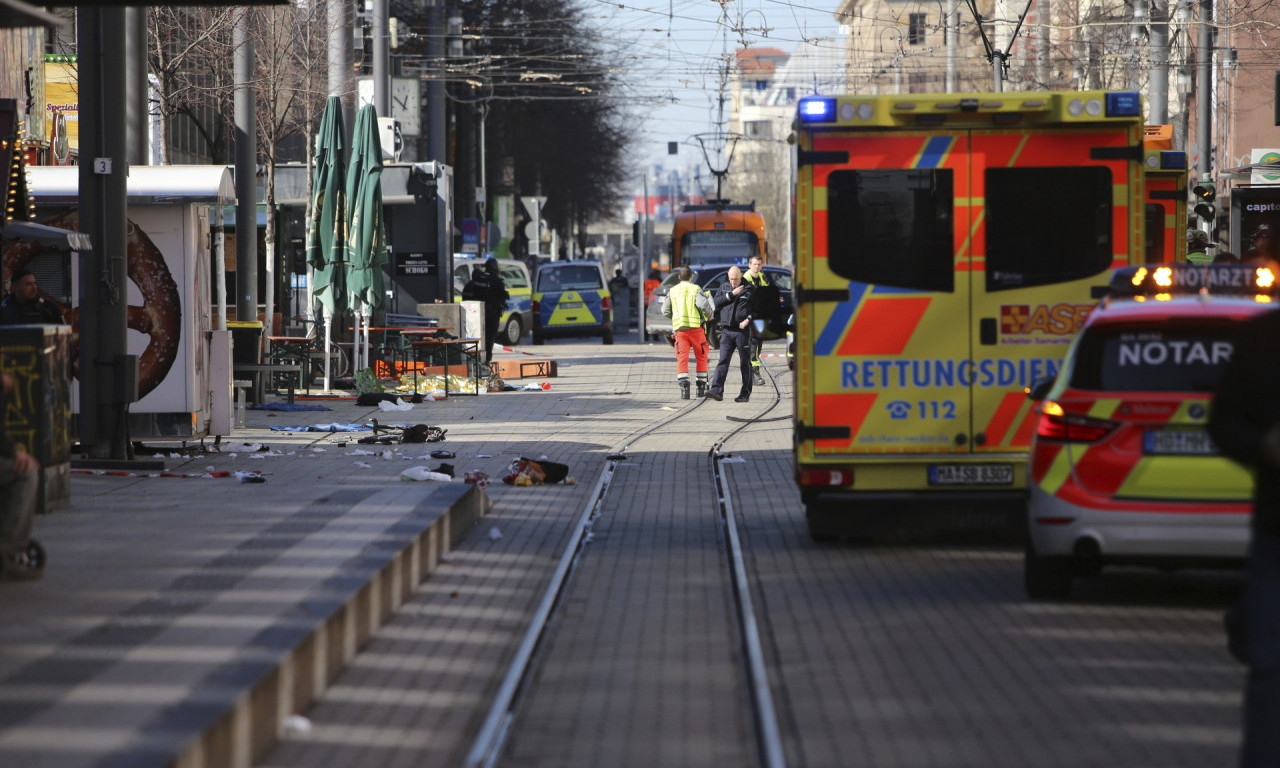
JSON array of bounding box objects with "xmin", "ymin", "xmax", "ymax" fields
[
  {"xmin": 0, "ymin": 270, "xmax": 63, "ymax": 326},
  {"xmin": 468, "ymin": 258, "xmax": 509, "ymax": 364},
  {"xmin": 705, "ymin": 265, "xmax": 755, "ymax": 402}
]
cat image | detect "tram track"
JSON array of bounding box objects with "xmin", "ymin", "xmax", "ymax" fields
[{"xmin": 464, "ymin": 360, "xmax": 790, "ymax": 768}]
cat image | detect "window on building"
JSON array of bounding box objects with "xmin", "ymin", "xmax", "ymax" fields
[{"xmin": 908, "ymin": 13, "xmax": 926, "ymax": 45}]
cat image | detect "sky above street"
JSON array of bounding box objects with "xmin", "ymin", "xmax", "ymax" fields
[{"xmin": 581, "ymin": 0, "xmax": 845, "ymax": 179}]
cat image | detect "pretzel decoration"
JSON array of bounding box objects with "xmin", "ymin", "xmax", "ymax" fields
[{"xmin": 2, "ymin": 209, "xmax": 182, "ymax": 398}]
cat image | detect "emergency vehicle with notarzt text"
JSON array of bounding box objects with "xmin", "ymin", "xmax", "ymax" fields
[
  {"xmin": 1023, "ymin": 264, "xmax": 1273, "ymax": 599},
  {"xmin": 792, "ymin": 90, "xmax": 1148, "ymax": 541}
]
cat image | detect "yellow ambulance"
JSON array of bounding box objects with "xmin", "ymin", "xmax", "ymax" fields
[
  {"xmin": 1142, "ymin": 125, "xmax": 1188, "ymax": 264},
  {"xmin": 792, "ymin": 91, "xmax": 1147, "ymax": 540}
]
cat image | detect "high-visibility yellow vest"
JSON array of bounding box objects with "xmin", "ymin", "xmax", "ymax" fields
[{"xmin": 668, "ymin": 280, "xmax": 706, "ymax": 331}]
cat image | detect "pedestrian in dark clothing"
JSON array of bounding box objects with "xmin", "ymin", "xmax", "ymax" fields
[
  {"xmin": 705, "ymin": 265, "xmax": 755, "ymax": 402},
  {"xmin": 609, "ymin": 268, "xmax": 630, "ymax": 295},
  {"xmin": 0, "ymin": 269, "xmax": 63, "ymax": 325},
  {"xmin": 466, "ymin": 257, "xmax": 509, "ymax": 364},
  {"xmin": 0, "ymin": 369, "xmax": 41, "ymax": 581},
  {"xmin": 1208, "ymin": 306, "xmax": 1280, "ymax": 767}
]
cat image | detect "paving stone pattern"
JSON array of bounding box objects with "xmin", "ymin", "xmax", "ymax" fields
[{"xmin": 0, "ymin": 335, "xmax": 1248, "ymax": 768}]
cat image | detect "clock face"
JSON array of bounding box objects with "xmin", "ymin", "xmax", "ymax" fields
[
  {"xmin": 355, "ymin": 78, "xmax": 421, "ymax": 137},
  {"xmin": 392, "ymin": 78, "xmax": 420, "ymax": 137}
]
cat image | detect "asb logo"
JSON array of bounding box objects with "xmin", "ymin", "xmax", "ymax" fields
[{"xmin": 1000, "ymin": 303, "xmax": 1094, "ymax": 336}]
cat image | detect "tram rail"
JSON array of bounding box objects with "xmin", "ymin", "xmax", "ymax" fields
[{"xmin": 464, "ymin": 360, "xmax": 789, "ymax": 768}]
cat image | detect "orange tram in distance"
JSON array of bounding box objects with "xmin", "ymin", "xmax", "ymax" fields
[{"xmin": 670, "ymin": 202, "xmax": 769, "ymax": 270}]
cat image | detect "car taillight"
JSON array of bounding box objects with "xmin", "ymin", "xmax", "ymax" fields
[
  {"xmin": 601, "ymin": 295, "xmax": 612, "ymax": 310},
  {"xmin": 532, "ymin": 299, "xmax": 540, "ymax": 313},
  {"xmin": 1036, "ymin": 401, "xmax": 1116, "ymax": 442},
  {"xmin": 797, "ymin": 468, "xmax": 853, "ymax": 486}
]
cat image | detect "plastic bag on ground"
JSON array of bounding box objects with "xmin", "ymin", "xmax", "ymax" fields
[
  {"xmin": 378, "ymin": 398, "xmax": 415, "ymax": 412},
  {"xmin": 400, "ymin": 466, "xmax": 453, "ymax": 482}
]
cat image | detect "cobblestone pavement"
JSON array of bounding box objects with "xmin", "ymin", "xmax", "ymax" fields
[{"xmin": 0, "ymin": 332, "xmax": 1247, "ymax": 768}]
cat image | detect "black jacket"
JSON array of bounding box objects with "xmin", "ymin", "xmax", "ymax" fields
[
  {"xmin": 713, "ymin": 281, "xmax": 754, "ymax": 330},
  {"xmin": 463, "ymin": 271, "xmax": 509, "ymax": 315},
  {"xmin": 1208, "ymin": 307, "xmax": 1280, "ymax": 535},
  {"xmin": 0, "ymin": 294, "xmax": 63, "ymax": 326}
]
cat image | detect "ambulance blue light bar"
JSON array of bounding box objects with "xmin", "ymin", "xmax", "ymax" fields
[
  {"xmin": 1105, "ymin": 92, "xmax": 1142, "ymax": 118},
  {"xmin": 1109, "ymin": 264, "xmax": 1277, "ymax": 298},
  {"xmin": 798, "ymin": 98, "xmax": 836, "ymax": 123}
]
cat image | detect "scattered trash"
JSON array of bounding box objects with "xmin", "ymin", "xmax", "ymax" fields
[
  {"xmin": 720, "ymin": 456, "xmax": 747, "ymax": 464},
  {"xmin": 401, "ymin": 424, "xmax": 444, "ymax": 443},
  {"xmin": 400, "ymin": 466, "xmax": 452, "ymax": 482},
  {"xmin": 476, "ymin": 454, "xmax": 492, "ymax": 459},
  {"xmin": 488, "ymin": 526, "xmax": 503, "ymax": 541},
  {"xmin": 464, "ymin": 471, "xmax": 489, "ymax": 488},
  {"xmin": 433, "ymin": 462, "xmax": 455, "ymax": 477},
  {"xmin": 232, "ymin": 442, "xmax": 263, "ymax": 452},
  {"xmin": 430, "ymin": 449, "xmax": 455, "ymax": 459},
  {"xmin": 249, "ymin": 403, "xmax": 331, "ymax": 411},
  {"xmin": 235, "ymin": 471, "xmax": 266, "ymax": 483},
  {"xmin": 357, "ymin": 392, "xmax": 423, "ymax": 406},
  {"xmin": 502, "ymin": 457, "xmax": 572, "ymax": 485},
  {"xmin": 282, "ymin": 714, "xmax": 312, "ymax": 734},
  {"xmin": 354, "ymin": 461, "xmax": 372, "ymax": 469},
  {"xmin": 378, "ymin": 398, "xmax": 415, "ymax": 412},
  {"xmin": 269, "ymin": 423, "xmax": 366, "ymax": 432}
]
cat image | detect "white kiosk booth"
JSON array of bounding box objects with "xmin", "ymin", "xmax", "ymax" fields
[{"xmin": 19, "ymin": 166, "xmax": 235, "ymax": 439}]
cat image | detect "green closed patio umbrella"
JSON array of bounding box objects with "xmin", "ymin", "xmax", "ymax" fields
[
  {"xmin": 305, "ymin": 95, "xmax": 347, "ymax": 391},
  {"xmin": 344, "ymin": 104, "xmax": 388, "ymax": 374}
]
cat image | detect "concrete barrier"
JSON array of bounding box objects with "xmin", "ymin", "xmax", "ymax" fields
[{"xmin": 171, "ymin": 482, "xmax": 491, "ymax": 768}]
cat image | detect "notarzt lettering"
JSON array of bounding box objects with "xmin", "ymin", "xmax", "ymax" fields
[{"xmin": 1117, "ymin": 340, "xmax": 1233, "ymax": 366}]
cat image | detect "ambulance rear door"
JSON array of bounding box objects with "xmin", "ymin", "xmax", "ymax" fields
[{"xmin": 799, "ymin": 125, "xmax": 1139, "ymax": 467}]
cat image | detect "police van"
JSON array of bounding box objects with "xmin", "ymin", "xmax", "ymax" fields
[{"xmin": 791, "ymin": 90, "xmax": 1147, "ymax": 540}]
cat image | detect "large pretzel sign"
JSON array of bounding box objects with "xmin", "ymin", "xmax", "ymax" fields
[{"xmin": 2, "ymin": 210, "xmax": 182, "ymax": 398}]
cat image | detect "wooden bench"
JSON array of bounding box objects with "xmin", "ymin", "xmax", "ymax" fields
[{"xmin": 233, "ymin": 363, "xmax": 302, "ymax": 404}]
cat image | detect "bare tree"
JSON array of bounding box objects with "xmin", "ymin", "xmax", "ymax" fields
[
  {"xmin": 248, "ymin": 1, "xmax": 330, "ymax": 334},
  {"xmin": 147, "ymin": 7, "xmax": 238, "ymax": 164}
]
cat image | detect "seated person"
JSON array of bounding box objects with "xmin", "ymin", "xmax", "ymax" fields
[
  {"xmin": 0, "ymin": 369, "xmax": 42, "ymax": 581},
  {"xmin": 0, "ymin": 269, "xmax": 64, "ymax": 325}
]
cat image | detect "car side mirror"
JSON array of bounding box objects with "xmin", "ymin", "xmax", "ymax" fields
[{"xmin": 1026, "ymin": 377, "xmax": 1055, "ymax": 401}]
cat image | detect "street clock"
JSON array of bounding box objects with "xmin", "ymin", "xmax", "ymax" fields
[{"xmin": 357, "ymin": 78, "xmax": 421, "ymax": 137}]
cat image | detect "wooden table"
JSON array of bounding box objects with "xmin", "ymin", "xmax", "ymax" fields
[{"xmin": 373, "ymin": 327, "xmax": 455, "ymax": 377}]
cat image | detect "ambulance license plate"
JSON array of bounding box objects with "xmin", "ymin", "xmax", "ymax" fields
[
  {"xmin": 559, "ymin": 301, "xmax": 584, "ymax": 309},
  {"xmin": 1144, "ymin": 430, "xmax": 1218, "ymax": 455},
  {"xmin": 928, "ymin": 464, "xmax": 1014, "ymax": 486}
]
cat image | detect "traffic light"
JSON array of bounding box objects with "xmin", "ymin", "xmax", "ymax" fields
[
  {"xmin": 632, "ymin": 220, "xmax": 640, "ymax": 246},
  {"xmin": 1192, "ymin": 176, "xmax": 1217, "ymax": 222}
]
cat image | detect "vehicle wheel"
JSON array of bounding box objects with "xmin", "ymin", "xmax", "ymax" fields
[
  {"xmin": 501, "ymin": 316, "xmax": 523, "ymax": 346},
  {"xmin": 532, "ymin": 330, "xmax": 545, "ymax": 345},
  {"xmin": 1024, "ymin": 543, "xmax": 1072, "ymax": 600},
  {"xmin": 602, "ymin": 327, "xmax": 614, "ymax": 345}
]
